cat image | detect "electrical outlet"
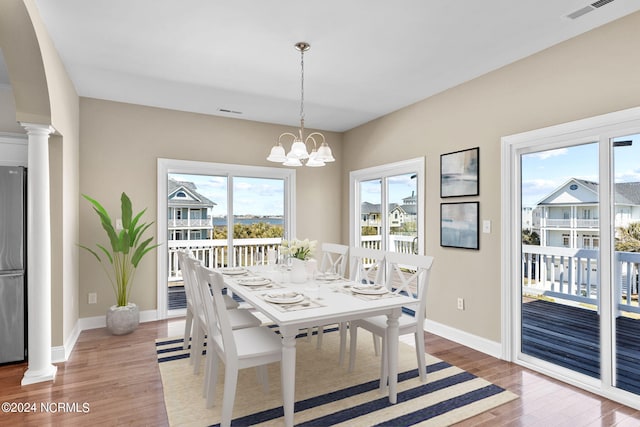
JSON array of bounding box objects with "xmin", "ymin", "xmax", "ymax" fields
[
  {"xmin": 457, "ymin": 297, "xmax": 464, "ymax": 310},
  {"xmin": 88, "ymin": 292, "xmax": 97, "ymax": 304},
  {"xmin": 116, "ymin": 218, "xmax": 123, "ymax": 231}
]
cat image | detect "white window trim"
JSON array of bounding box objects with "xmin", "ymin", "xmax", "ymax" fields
[
  {"xmin": 501, "ymin": 106, "xmax": 640, "ymax": 409},
  {"xmin": 349, "ymin": 157, "xmax": 425, "ymax": 253},
  {"xmin": 156, "ymin": 158, "xmax": 295, "ymax": 318}
]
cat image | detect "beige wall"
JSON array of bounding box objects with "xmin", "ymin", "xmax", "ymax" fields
[
  {"xmin": 78, "ymin": 98, "xmax": 343, "ymax": 317},
  {"xmin": 342, "ymin": 11, "xmax": 640, "ymax": 342}
]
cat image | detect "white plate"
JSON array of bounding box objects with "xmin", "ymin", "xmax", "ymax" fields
[
  {"xmin": 264, "ymin": 292, "xmax": 304, "ymax": 304},
  {"xmin": 352, "ymin": 285, "xmax": 388, "ymax": 295},
  {"xmin": 220, "ymin": 267, "xmax": 247, "ymax": 276},
  {"xmin": 236, "ymin": 277, "xmax": 271, "ymax": 286},
  {"xmin": 316, "ymin": 272, "xmax": 342, "ymax": 281}
]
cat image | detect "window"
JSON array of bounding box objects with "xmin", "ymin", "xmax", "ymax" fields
[
  {"xmin": 350, "ymin": 158, "xmax": 424, "ymax": 254},
  {"xmin": 157, "ymin": 159, "xmax": 295, "ymax": 316}
]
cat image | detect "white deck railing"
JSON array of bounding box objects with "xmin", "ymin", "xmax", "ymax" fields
[
  {"xmin": 168, "ymin": 218, "xmax": 212, "ymax": 227},
  {"xmin": 522, "ymin": 244, "xmax": 639, "ymax": 315},
  {"xmin": 169, "ymin": 234, "xmax": 418, "ymax": 279},
  {"xmin": 360, "ymin": 234, "xmax": 417, "ymax": 254},
  {"xmin": 168, "ymin": 237, "xmax": 283, "ymax": 278}
]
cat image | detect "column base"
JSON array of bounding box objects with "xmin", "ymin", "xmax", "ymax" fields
[{"xmin": 21, "ymin": 365, "xmax": 57, "ymax": 386}]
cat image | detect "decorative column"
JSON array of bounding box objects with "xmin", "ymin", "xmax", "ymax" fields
[{"xmin": 20, "ymin": 122, "xmax": 57, "ymax": 386}]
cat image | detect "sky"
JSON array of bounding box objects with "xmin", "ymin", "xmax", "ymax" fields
[
  {"xmin": 170, "ymin": 173, "xmax": 284, "ymax": 216},
  {"xmin": 359, "ymin": 173, "xmax": 417, "ymax": 206},
  {"xmin": 521, "ymin": 133, "xmax": 640, "ymax": 207},
  {"xmin": 170, "ymin": 172, "xmax": 417, "ymax": 216}
]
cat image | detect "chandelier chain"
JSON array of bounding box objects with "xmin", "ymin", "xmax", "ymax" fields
[{"xmin": 300, "ymin": 47, "xmax": 305, "ymax": 126}]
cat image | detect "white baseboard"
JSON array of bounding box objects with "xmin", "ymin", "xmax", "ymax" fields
[
  {"xmin": 53, "ymin": 309, "xmax": 159, "ymax": 362},
  {"xmin": 51, "ymin": 321, "xmax": 82, "ymax": 363},
  {"xmin": 424, "ymin": 319, "xmax": 503, "ymax": 359}
]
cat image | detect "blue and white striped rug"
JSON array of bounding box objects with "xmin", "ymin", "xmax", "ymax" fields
[{"xmin": 156, "ymin": 329, "xmax": 516, "ymax": 426}]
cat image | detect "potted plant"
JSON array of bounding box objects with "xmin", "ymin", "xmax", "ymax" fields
[
  {"xmin": 80, "ymin": 192, "xmax": 159, "ymax": 335},
  {"xmin": 280, "ymin": 238, "xmax": 317, "ymax": 283}
]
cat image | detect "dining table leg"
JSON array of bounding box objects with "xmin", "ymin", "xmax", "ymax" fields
[
  {"xmin": 386, "ymin": 308, "xmax": 401, "ymax": 404},
  {"xmin": 280, "ymin": 325, "xmax": 297, "ymax": 427}
]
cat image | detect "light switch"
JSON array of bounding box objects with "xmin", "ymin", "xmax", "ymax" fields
[{"xmin": 482, "ymin": 220, "xmax": 491, "ymax": 234}]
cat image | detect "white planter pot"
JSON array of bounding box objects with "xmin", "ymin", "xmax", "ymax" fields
[{"xmin": 106, "ymin": 303, "xmax": 139, "ymax": 335}]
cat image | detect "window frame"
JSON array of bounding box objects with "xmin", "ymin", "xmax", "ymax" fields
[
  {"xmin": 156, "ymin": 158, "xmax": 295, "ymax": 318},
  {"xmin": 349, "ymin": 157, "xmax": 425, "ymax": 253}
]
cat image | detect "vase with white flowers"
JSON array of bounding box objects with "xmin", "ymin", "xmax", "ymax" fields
[{"xmin": 280, "ymin": 238, "xmax": 317, "ymax": 283}]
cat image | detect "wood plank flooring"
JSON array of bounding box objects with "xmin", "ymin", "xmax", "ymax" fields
[{"xmin": 1, "ymin": 319, "xmax": 639, "ymax": 426}]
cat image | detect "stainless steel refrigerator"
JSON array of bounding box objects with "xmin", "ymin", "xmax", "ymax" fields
[{"xmin": 0, "ymin": 165, "xmax": 27, "ymax": 364}]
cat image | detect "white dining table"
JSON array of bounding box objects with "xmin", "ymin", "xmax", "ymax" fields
[{"xmin": 220, "ymin": 266, "xmax": 416, "ymax": 427}]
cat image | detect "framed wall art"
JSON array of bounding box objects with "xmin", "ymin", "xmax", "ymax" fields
[
  {"xmin": 440, "ymin": 202, "xmax": 479, "ymax": 250},
  {"xmin": 440, "ymin": 147, "xmax": 479, "ymax": 198}
]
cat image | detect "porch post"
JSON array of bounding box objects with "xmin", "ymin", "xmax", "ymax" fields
[{"xmin": 20, "ymin": 122, "xmax": 57, "ymax": 386}]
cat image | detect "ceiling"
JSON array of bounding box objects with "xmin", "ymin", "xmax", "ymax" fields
[{"xmin": 8, "ymin": 1, "xmax": 640, "ymax": 132}]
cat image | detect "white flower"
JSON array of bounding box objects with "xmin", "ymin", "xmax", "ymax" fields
[{"xmin": 279, "ymin": 238, "xmax": 317, "ymax": 260}]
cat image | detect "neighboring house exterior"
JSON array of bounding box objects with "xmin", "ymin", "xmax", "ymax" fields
[
  {"xmin": 168, "ymin": 178, "xmax": 216, "ymax": 241},
  {"xmin": 532, "ymin": 178, "xmax": 640, "ymax": 248},
  {"xmin": 361, "ymin": 192, "xmax": 418, "ymax": 232}
]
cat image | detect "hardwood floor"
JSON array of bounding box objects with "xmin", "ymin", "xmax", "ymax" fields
[{"xmin": 1, "ymin": 319, "xmax": 639, "ymax": 426}]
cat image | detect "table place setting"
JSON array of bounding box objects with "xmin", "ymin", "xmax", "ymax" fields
[
  {"xmin": 260, "ymin": 290, "xmax": 325, "ymax": 312},
  {"xmin": 333, "ymin": 283, "xmax": 401, "ymax": 300},
  {"xmin": 232, "ymin": 276, "xmax": 283, "ymax": 291},
  {"xmin": 218, "ymin": 266, "xmax": 249, "ymax": 276},
  {"xmin": 314, "ymin": 272, "xmax": 344, "ymax": 282}
]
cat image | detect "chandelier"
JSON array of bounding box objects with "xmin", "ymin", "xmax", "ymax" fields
[{"xmin": 267, "ymin": 42, "xmax": 335, "ymax": 167}]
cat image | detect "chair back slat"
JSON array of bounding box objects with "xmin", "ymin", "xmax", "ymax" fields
[
  {"xmin": 320, "ymin": 243, "xmax": 349, "ymax": 276},
  {"xmin": 177, "ymin": 250, "xmax": 195, "ymax": 305},
  {"xmin": 349, "ymin": 246, "xmax": 386, "ymax": 286},
  {"xmin": 385, "ymin": 252, "xmax": 434, "ymax": 323}
]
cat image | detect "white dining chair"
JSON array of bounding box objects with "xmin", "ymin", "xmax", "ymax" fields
[
  {"xmin": 177, "ymin": 250, "xmax": 196, "ymax": 353},
  {"xmin": 347, "ymin": 246, "xmax": 387, "ymax": 357},
  {"xmin": 178, "ymin": 250, "xmax": 241, "ymax": 355},
  {"xmin": 187, "ymin": 256, "xmax": 261, "ymax": 376},
  {"xmin": 197, "ymin": 266, "xmax": 282, "ymax": 427},
  {"xmin": 312, "ymin": 243, "xmax": 349, "ymax": 353},
  {"xmin": 348, "ymin": 251, "xmax": 434, "ymax": 391}
]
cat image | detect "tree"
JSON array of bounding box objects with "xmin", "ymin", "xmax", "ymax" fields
[
  {"xmin": 616, "ymin": 222, "xmax": 640, "ymax": 252},
  {"xmin": 212, "ymin": 222, "xmax": 283, "ymax": 239},
  {"xmin": 522, "ymin": 229, "xmax": 540, "ymax": 245}
]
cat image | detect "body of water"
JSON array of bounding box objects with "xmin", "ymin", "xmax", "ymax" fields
[{"xmin": 213, "ymin": 217, "xmax": 283, "ymax": 226}]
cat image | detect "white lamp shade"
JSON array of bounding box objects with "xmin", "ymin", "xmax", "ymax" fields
[
  {"xmin": 283, "ymin": 156, "xmax": 303, "ymax": 167},
  {"xmin": 306, "ymin": 150, "xmax": 325, "ymax": 167},
  {"xmin": 267, "ymin": 144, "xmax": 287, "ymax": 162},
  {"xmin": 291, "ymin": 140, "xmax": 310, "ymax": 159},
  {"xmin": 316, "ymin": 143, "xmax": 335, "ymax": 162}
]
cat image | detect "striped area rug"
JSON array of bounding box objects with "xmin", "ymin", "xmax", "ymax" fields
[{"xmin": 156, "ymin": 329, "xmax": 516, "ymax": 426}]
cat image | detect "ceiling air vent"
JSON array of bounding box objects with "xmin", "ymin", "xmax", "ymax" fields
[
  {"xmin": 218, "ymin": 108, "xmax": 242, "ymax": 115},
  {"xmin": 566, "ymin": 0, "xmax": 616, "ymax": 19},
  {"xmin": 591, "ymin": 0, "xmax": 615, "ymax": 8}
]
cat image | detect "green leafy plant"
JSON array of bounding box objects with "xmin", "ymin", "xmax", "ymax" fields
[{"xmin": 80, "ymin": 192, "xmax": 160, "ymax": 307}]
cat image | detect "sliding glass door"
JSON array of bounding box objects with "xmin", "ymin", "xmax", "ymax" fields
[
  {"xmin": 611, "ymin": 132, "xmax": 640, "ymax": 395},
  {"xmin": 158, "ymin": 159, "xmax": 294, "ymax": 317},
  {"xmin": 350, "ymin": 158, "xmax": 424, "ymax": 255},
  {"xmin": 505, "ymin": 108, "xmax": 640, "ymax": 406},
  {"xmin": 520, "ymin": 142, "xmax": 601, "ymax": 379}
]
